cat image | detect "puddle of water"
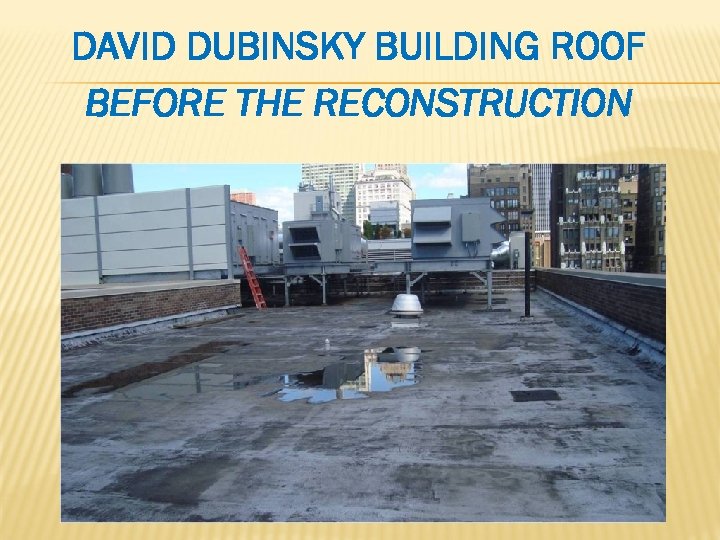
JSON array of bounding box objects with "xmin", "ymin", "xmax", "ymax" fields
[
  {"xmin": 117, "ymin": 367, "xmax": 282, "ymax": 399},
  {"xmin": 120, "ymin": 369, "xmax": 237, "ymax": 399},
  {"xmin": 62, "ymin": 341, "xmax": 247, "ymax": 398},
  {"xmin": 65, "ymin": 345, "xmax": 422, "ymax": 403},
  {"xmin": 278, "ymin": 347, "xmax": 422, "ymax": 404}
]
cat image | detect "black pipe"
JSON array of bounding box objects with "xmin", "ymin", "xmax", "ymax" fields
[{"xmin": 525, "ymin": 231, "xmax": 531, "ymax": 317}]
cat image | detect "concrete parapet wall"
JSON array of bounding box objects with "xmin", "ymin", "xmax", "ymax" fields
[
  {"xmin": 62, "ymin": 282, "xmax": 242, "ymax": 335},
  {"xmin": 536, "ymin": 269, "xmax": 665, "ymax": 343}
]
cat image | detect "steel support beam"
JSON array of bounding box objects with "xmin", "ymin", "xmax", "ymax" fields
[
  {"xmin": 308, "ymin": 273, "xmax": 327, "ymax": 305},
  {"xmin": 525, "ymin": 231, "xmax": 531, "ymax": 317},
  {"xmin": 487, "ymin": 271, "xmax": 493, "ymax": 309},
  {"xmin": 322, "ymin": 273, "xmax": 327, "ymax": 305}
]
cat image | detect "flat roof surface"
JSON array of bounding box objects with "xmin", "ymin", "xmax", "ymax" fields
[{"xmin": 61, "ymin": 291, "xmax": 665, "ymax": 521}]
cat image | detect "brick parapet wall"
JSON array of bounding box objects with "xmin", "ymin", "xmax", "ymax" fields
[
  {"xmin": 62, "ymin": 283, "xmax": 242, "ymax": 335},
  {"xmin": 536, "ymin": 270, "xmax": 665, "ymax": 343}
]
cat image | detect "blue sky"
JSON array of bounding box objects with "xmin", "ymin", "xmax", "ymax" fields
[{"xmin": 133, "ymin": 163, "xmax": 468, "ymax": 224}]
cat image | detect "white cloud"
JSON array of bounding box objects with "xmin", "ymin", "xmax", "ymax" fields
[
  {"xmin": 255, "ymin": 186, "xmax": 295, "ymax": 225},
  {"xmin": 414, "ymin": 163, "xmax": 467, "ymax": 190}
]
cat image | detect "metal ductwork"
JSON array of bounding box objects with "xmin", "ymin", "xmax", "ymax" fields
[
  {"xmin": 62, "ymin": 164, "xmax": 135, "ymax": 198},
  {"xmin": 61, "ymin": 173, "xmax": 74, "ymax": 199},
  {"xmin": 101, "ymin": 164, "xmax": 134, "ymax": 194},
  {"xmin": 71, "ymin": 164, "xmax": 103, "ymax": 197}
]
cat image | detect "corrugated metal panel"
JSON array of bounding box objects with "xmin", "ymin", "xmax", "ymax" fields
[
  {"xmin": 192, "ymin": 244, "xmax": 228, "ymax": 265},
  {"xmin": 190, "ymin": 185, "xmax": 227, "ymax": 207},
  {"xmin": 61, "ymin": 271, "xmax": 101, "ymax": 286},
  {"xmin": 100, "ymin": 229, "xmax": 187, "ymax": 251},
  {"xmin": 61, "ymin": 235, "xmax": 97, "ymax": 254},
  {"xmin": 191, "ymin": 225, "xmax": 227, "ymax": 246},
  {"xmin": 97, "ymin": 189, "xmax": 185, "ymax": 214},
  {"xmin": 101, "ymin": 247, "xmax": 189, "ymax": 271},
  {"xmin": 61, "ymin": 198, "xmax": 95, "ymax": 218},
  {"xmin": 61, "ymin": 253, "xmax": 98, "ymax": 271},
  {"xmin": 61, "ymin": 217, "xmax": 95, "ymax": 237},
  {"xmin": 191, "ymin": 206, "xmax": 226, "ymax": 227},
  {"xmin": 99, "ymin": 209, "xmax": 187, "ymax": 233}
]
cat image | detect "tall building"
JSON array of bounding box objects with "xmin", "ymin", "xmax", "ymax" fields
[
  {"xmin": 530, "ymin": 164, "xmax": 552, "ymax": 233},
  {"xmin": 619, "ymin": 175, "xmax": 639, "ymax": 271},
  {"xmin": 530, "ymin": 164, "xmax": 552, "ymax": 268},
  {"xmin": 532, "ymin": 235, "xmax": 552, "ymax": 268},
  {"xmin": 552, "ymin": 164, "xmax": 640, "ymax": 271},
  {"xmin": 373, "ymin": 163, "xmax": 408, "ymax": 175},
  {"xmin": 550, "ymin": 164, "xmax": 585, "ymax": 268},
  {"xmin": 293, "ymin": 184, "xmax": 341, "ymax": 221},
  {"xmin": 635, "ymin": 164, "xmax": 667, "ymax": 273},
  {"xmin": 301, "ymin": 163, "xmax": 363, "ymax": 222},
  {"xmin": 355, "ymin": 168, "xmax": 413, "ymax": 229},
  {"xmin": 467, "ymin": 164, "xmax": 533, "ymax": 238},
  {"xmin": 230, "ymin": 189, "xmax": 256, "ymax": 205}
]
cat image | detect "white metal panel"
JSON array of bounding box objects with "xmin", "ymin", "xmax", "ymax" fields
[
  {"xmin": 191, "ymin": 206, "xmax": 226, "ymax": 226},
  {"xmin": 97, "ymin": 189, "xmax": 186, "ymax": 214},
  {"xmin": 61, "ymin": 235, "xmax": 97, "ymax": 254},
  {"xmin": 61, "ymin": 216, "xmax": 96, "ymax": 237},
  {"xmin": 61, "ymin": 271, "xmax": 99, "ymax": 286},
  {"xmin": 190, "ymin": 185, "xmax": 227, "ymax": 207},
  {"xmin": 101, "ymin": 228, "xmax": 187, "ymax": 251},
  {"xmin": 99, "ymin": 209, "xmax": 187, "ymax": 233},
  {"xmin": 192, "ymin": 244, "xmax": 228, "ymax": 265},
  {"xmin": 102, "ymin": 247, "xmax": 189, "ymax": 270},
  {"xmin": 61, "ymin": 252, "xmax": 99, "ymax": 271},
  {"xmin": 192, "ymin": 262, "xmax": 230, "ymax": 271},
  {"xmin": 461, "ymin": 212, "xmax": 483, "ymax": 242},
  {"xmin": 61, "ymin": 198, "xmax": 95, "ymax": 218},
  {"xmin": 191, "ymin": 225, "xmax": 227, "ymax": 246}
]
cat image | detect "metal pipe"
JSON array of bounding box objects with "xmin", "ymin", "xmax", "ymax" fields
[
  {"xmin": 321, "ymin": 272, "xmax": 327, "ymax": 306},
  {"xmin": 525, "ymin": 231, "xmax": 531, "ymax": 317},
  {"xmin": 487, "ymin": 271, "xmax": 493, "ymax": 309}
]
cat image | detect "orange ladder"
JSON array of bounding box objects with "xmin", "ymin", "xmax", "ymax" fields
[{"xmin": 238, "ymin": 247, "xmax": 267, "ymax": 310}]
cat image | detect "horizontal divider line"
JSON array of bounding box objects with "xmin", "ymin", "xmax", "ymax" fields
[
  {"xmin": 52, "ymin": 81, "xmax": 720, "ymax": 85},
  {"xmin": 101, "ymin": 244, "xmax": 227, "ymax": 251},
  {"xmin": 97, "ymin": 206, "xmax": 226, "ymax": 215}
]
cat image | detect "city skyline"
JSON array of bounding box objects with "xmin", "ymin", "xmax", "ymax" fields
[{"xmin": 133, "ymin": 163, "xmax": 468, "ymax": 225}]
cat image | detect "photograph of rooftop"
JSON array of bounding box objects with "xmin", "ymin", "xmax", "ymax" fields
[{"xmin": 61, "ymin": 163, "xmax": 666, "ymax": 522}]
